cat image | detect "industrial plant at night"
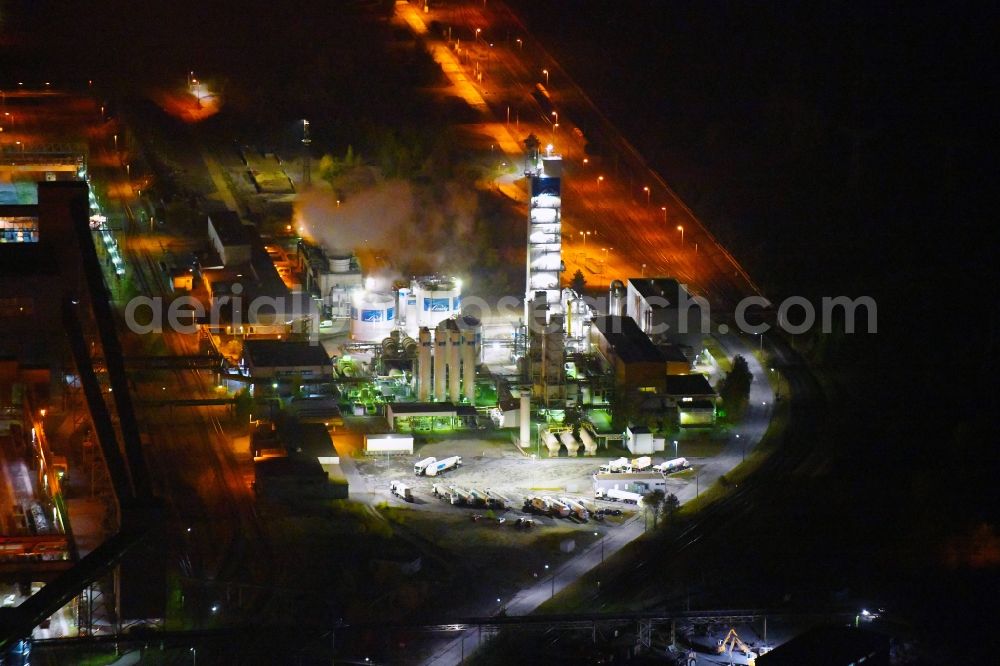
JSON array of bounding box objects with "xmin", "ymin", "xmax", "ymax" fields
[{"xmin": 0, "ymin": 1, "xmax": 990, "ymax": 664}]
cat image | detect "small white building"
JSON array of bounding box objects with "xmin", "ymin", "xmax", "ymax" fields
[
  {"xmin": 625, "ymin": 425, "xmax": 666, "ymax": 455},
  {"xmin": 592, "ymin": 472, "xmax": 667, "ymax": 495},
  {"xmin": 364, "ymin": 433, "xmax": 414, "ymax": 455}
]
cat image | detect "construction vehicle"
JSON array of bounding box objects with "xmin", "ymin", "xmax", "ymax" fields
[
  {"xmin": 630, "ymin": 456, "xmax": 652, "ymax": 472},
  {"xmin": 390, "ymin": 480, "xmax": 413, "ymax": 502},
  {"xmin": 542, "ymin": 496, "xmax": 571, "ymax": 518},
  {"xmin": 595, "ymin": 488, "xmax": 643, "ymax": 504},
  {"xmin": 559, "ymin": 497, "xmax": 590, "ymax": 522},
  {"xmin": 598, "ymin": 457, "xmax": 630, "ymax": 474},
  {"xmin": 425, "ymin": 455, "xmax": 462, "ymax": 477},
  {"xmin": 524, "ymin": 496, "xmax": 547, "ymax": 514},
  {"xmin": 717, "ymin": 628, "xmax": 757, "ymax": 665},
  {"xmin": 414, "ymin": 456, "xmax": 437, "ymax": 475},
  {"xmin": 484, "ymin": 489, "xmax": 512, "ymax": 510},
  {"xmin": 653, "ymin": 457, "xmax": 690, "ymax": 475}
]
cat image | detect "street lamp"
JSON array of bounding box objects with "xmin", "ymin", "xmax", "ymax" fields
[
  {"xmin": 597, "ymin": 175, "xmax": 604, "ymax": 191},
  {"xmin": 542, "ymin": 69, "xmax": 549, "ymax": 86},
  {"xmin": 676, "ymin": 225, "xmax": 684, "ymax": 244},
  {"xmin": 643, "ymin": 186, "xmax": 650, "ymax": 206},
  {"xmin": 641, "ymin": 263, "xmax": 647, "ymax": 277},
  {"xmin": 737, "ymin": 433, "xmax": 744, "ymax": 462},
  {"xmin": 516, "ymin": 38, "xmax": 523, "ymax": 49},
  {"xmin": 673, "ymin": 439, "xmax": 678, "ymax": 458},
  {"xmin": 661, "ymin": 206, "xmax": 667, "ymax": 223},
  {"xmin": 550, "ymin": 110, "xmax": 558, "ymax": 124},
  {"xmin": 578, "ymin": 230, "xmax": 591, "ymax": 250},
  {"xmin": 594, "ymin": 531, "xmax": 605, "ymax": 565},
  {"xmin": 475, "ymin": 28, "xmax": 481, "ymax": 41}
]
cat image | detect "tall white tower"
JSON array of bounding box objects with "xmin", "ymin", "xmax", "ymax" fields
[{"xmin": 525, "ymin": 146, "xmax": 563, "ymax": 320}]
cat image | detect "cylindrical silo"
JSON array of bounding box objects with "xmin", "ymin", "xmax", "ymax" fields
[
  {"xmin": 350, "ymin": 291, "xmax": 396, "ymax": 341},
  {"xmin": 558, "ymin": 430, "xmax": 579, "ymax": 456},
  {"xmin": 434, "ymin": 321, "xmax": 448, "ymax": 401},
  {"xmin": 462, "ymin": 329, "xmax": 476, "ymax": 404},
  {"xmin": 609, "ymin": 279, "xmax": 626, "ymax": 317},
  {"xmin": 519, "ymin": 394, "xmax": 530, "ymax": 448},
  {"xmin": 414, "ymin": 276, "xmax": 462, "ymax": 329},
  {"xmin": 579, "ymin": 427, "xmax": 598, "ymax": 456},
  {"xmin": 448, "ymin": 327, "xmax": 461, "ymax": 403},
  {"xmin": 417, "ymin": 327, "xmax": 432, "ymax": 401}
]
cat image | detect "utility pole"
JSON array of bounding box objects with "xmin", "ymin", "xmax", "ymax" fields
[{"xmin": 301, "ymin": 119, "xmax": 312, "ymax": 188}]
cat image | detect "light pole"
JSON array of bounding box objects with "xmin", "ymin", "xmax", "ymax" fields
[
  {"xmin": 542, "ymin": 69, "xmax": 549, "ymax": 86},
  {"xmin": 578, "ymin": 230, "xmax": 591, "ymax": 252},
  {"xmin": 597, "ymin": 175, "xmax": 604, "ymax": 192},
  {"xmin": 516, "ymin": 38, "xmax": 523, "ymax": 50},
  {"xmin": 661, "ymin": 206, "xmax": 667, "ymax": 223},
  {"xmin": 677, "ymin": 225, "xmax": 684, "ymax": 244},
  {"xmin": 673, "ymin": 439, "xmax": 678, "ymax": 458},
  {"xmin": 641, "ymin": 263, "xmax": 647, "ymax": 277},
  {"xmin": 475, "ymin": 28, "xmax": 481, "ymax": 42},
  {"xmin": 551, "ymin": 110, "xmax": 558, "ymax": 124},
  {"xmin": 643, "ymin": 186, "xmax": 650, "ymax": 206},
  {"xmin": 737, "ymin": 433, "xmax": 744, "ymax": 462}
]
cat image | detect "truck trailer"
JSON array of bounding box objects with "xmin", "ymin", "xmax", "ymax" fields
[
  {"xmin": 425, "ymin": 456, "xmax": 462, "ymax": 477},
  {"xmin": 595, "ymin": 488, "xmax": 643, "ymax": 504},
  {"xmin": 414, "ymin": 456, "xmax": 437, "ymax": 475},
  {"xmin": 560, "ymin": 496, "xmax": 590, "ymax": 522},
  {"xmin": 599, "ymin": 457, "xmax": 630, "ymax": 474},
  {"xmin": 653, "ymin": 457, "xmax": 690, "ymax": 475},
  {"xmin": 631, "ymin": 456, "xmax": 652, "ymax": 472},
  {"xmin": 543, "ymin": 496, "xmax": 571, "ymax": 518},
  {"xmin": 390, "ymin": 480, "xmax": 413, "ymax": 502}
]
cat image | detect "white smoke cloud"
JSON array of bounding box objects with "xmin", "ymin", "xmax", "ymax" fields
[{"xmin": 294, "ymin": 179, "xmax": 481, "ymax": 279}]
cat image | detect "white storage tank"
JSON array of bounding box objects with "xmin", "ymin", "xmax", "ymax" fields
[
  {"xmin": 350, "ymin": 291, "xmax": 396, "ymax": 341},
  {"xmin": 413, "ymin": 276, "xmax": 462, "ymax": 330}
]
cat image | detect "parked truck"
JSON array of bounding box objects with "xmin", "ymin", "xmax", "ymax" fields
[
  {"xmin": 432, "ymin": 483, "xmax": 452, "ymax": 500},
  {"xmin": 467, "ymin": 489, "xmax": 489, "ymax": 507},
  {"xmin": 425, "ymin": 455, "xmax": 462, "ymax": 477},
  {"xmin": 653, "ymin": 457, "xmax": 690, "ymax": 475},
  {"xmin": 450, "ymin": 486, "xmax": 473, "ymax": 505},
  {"xmin": 595, "ymin": 488, "xmax": 643, "ymax": 504},
  {"xmin": 484, "ymin": 489, "xmax": 512, "ymax": 510},
  {"xmin": 630, "ymin": 456, "xmax": 652, "ymax": 472},
  {"xmin": 560, "ymin": 496, "xmax": 590, "ymax": 522},
  {"xmin": 390, "ymin": 480, "xmax": 413, "ymax": 502},
  {"xmin": 543, "ymin": 496, "xmax": 571, "ymax": 518},
  {"xmin": 414, "ymin": 456, "xmax": 437, "ymax": 476},
  {"xmin": 598, "ymin": 457, "xmax": 630, "ymax": 474},
  {"xmin": 524, "ymin": 496, "xmax": 547, "ymax": 514}
]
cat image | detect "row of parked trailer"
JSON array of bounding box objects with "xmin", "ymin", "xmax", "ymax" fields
[
  {"xmin": 598, "ymin": 456, "xmax": 691, "ymax": 475},
  {"xmin": 432, "ymin": 484, "xmax": 513, "ymax": 510},
  {"xmin": 522, "ymin": 495, "xmax": 604, "ymax": 522}
]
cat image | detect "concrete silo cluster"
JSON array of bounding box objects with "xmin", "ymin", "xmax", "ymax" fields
[{"xmin": 416, "ymin": 315, "xmax": 481, "ymax": 404}]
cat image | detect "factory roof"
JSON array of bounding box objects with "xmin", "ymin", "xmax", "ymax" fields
[
  {"xmin": 243, "ymin": 340, "xmax": 331, "ymax": 369},
  {"xmin": 665, "ymin": 374, "xmax": 716, "ymax": 397},
  {"xmin": 593, "ymin": 473, "xmax": 664, "ymax": 481},
  {"xmin": 592, "ymin": 316, "xmax": 664, "ymax": 364},
  {"xmin": 208, "ymin": 211, "xmax": 251, "ymax": 246},
  {"xmin": 659, "ymin": 344, "xmax": 690, "ymax": 363},
  {"xmin": 627, "ymin": 278, "xmax": 694, "ymax": 308}
]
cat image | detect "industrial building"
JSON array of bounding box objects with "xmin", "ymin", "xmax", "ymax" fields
[
  {"xmin": 385, "ymin": 402, "xmax": 478, "ymax": 432},
  {"xmin": 625, "ymin": 277, "xmax": 707, "ymax": 352},
  {"xmin": 296, "ymin": 240, "xmax": 363, "ymax": 319},
  {"xmin": 207, "ymin": 211, "xmax": 252, "ymax": 266},
  {"xmin": 590, "ymin": 315, "xmax": 667, "ymax": 394},
  {"xmin": 524, "ymin": 147, "xmax": 563, "ymax": 318},
  {"xmin": 592, "ymin": 472, "xmax": 667, "ymax": 495},
  {"xmin": 242, "ymin": 339, "xmax": 332, "ymax": 380}
]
